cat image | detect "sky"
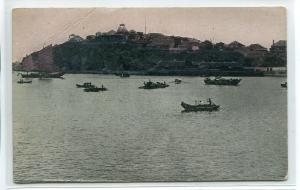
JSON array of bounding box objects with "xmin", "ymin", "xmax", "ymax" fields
[{"xmin": 12, "ymin": 7, "xmax": 287, "ymax": 62}]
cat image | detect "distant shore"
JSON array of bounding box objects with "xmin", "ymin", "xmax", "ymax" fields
[{"xmin": 13, "ymin": 69, "xmax": 287, "ymax": 77}]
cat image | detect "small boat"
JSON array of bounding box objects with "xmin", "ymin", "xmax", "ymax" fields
[
  {"xmin": 18, "ymin": 72, "xmax": 41, "ymax": 78},
  {"xmin": 18, "ymin": 72, "xmax": 65, "ymax": 79},
  {"xmin": 170, "ymin": 78, "xmax": 190, "ymax": 84},
  {"xmin": 281, "ymin": 82, "xmax": 287, "ymax": 88},
  {"xmin": 17, "ymin": 79, "xmax": 32, "ymax": 84},
  {"xmin": 76, "ymin": 82, "xmax": 94, "ymax": 88},
  {"xmin": 84, "ymin": 85, "xmax": 107, "ymax": 92},
  {"xmin": 139, "ymin": 80, "xmax": 169, "ymax": 89},
  {"xmin": 204, "ymin": 77, "xmax": 241, "ymax": 86},
  {"xmin": 39, "ymin": 72, "xmax": 65, "ymax": 79},
  {"xmin": 181, "ymin": 98, "xmax": 220, "ymax": 112},
  {"xmin": 41, "ymin": 72, "xmax": 65, "ymax": 78},
  {"xmin": 174, "ymin": 79, "xmax": 182, "ymax": 84},
  {"xmin": 46, "ymin": 72, "xmax": 65, "ymax": 78}
]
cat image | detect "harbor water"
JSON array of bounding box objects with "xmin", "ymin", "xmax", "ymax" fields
[{"xmin": 13, "ymin": 74, "xmax": 287, "ymax": 183}]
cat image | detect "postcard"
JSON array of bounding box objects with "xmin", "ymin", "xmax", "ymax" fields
[{"xmin": 12, "ymin": 7, "xmax": 287, "ymax": 183}]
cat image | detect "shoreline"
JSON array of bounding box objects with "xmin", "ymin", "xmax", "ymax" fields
[{"xmin": 13, "ymin": 70, "xmax": 287, "ymax": 77}]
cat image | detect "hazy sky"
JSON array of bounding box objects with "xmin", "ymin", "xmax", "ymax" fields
[{"xmin": 13, "ymin": 7, "xmax": 286, "ymax": 62}]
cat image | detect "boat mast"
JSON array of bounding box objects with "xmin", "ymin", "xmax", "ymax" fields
[{"xmin": 144, "ymin": 16, "xmax": 147, "ymax": 35}]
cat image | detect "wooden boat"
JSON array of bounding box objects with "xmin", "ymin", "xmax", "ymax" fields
[
  {"xmin": 281, "ymin": 82, "xmax": 287, "ymax": 88},
  {"xmin": 139, "ymin": 80, "xmax": 169, "ymax": 89},
  {"xmin": 84, "ymin": 87, "xmax": 100, "ymax": 92},
  {"xmin": 40, "ymin": 72, "xmax": 65, "ymax": 79},
  {"xmin": 204, "ymin": 77, "xmax": 241, "ymax": 86},
  {"xmin": 17, "ymin": 79, "xmax": 32, "ymax": 84},
  {"xmin": 18, "ymin": 72, "xmax": 41, "ymax": 78},
  {"xmin": 76, "ymin": 82, "xmax": 94, "ymax": 88},
  {"xmin": 84, "ymin": 85, "xmax": 107, "ymax": 92},
  {"xmin": 181, "ymin": 99, "xmax": 220, "ymax": 112},
  {"xmin": 18, "ymin": 72, "xmax": 64, "ymax": 79}
]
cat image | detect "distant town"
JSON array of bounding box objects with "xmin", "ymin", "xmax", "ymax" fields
[{"xmin": 14, "ymin": 24, "xmax": 287, "ymax": 76}]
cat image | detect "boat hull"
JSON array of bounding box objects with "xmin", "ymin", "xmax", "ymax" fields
[
  {"xmin": 204, "ymin": 78, "xmax": 241, "ymax": 86},
  {"xmin": 174, "ymin": 79, "xmax": 182, "ymax": 84},
  {"xmin": 17, "ymin": 80, "xmax": 32, "ymax": 84},
  {"xmin": 41, "ymin": 72, "xmax": 65, "ymax": 78},
  {"xmin": 19, "ymin": 73, "xmax": 41, "ymax": 78},
  {"xmin": 19, "ymin": 72, "xmax": 64, "ymax": 79},
  {"xmin": 181, "ymin": 102, "xmax": 220, "ymax": 112},
  {"xmin": 281, "ymin": 83, "xmax": 287, "ymax": 88},
  {"xmin": 76, "ymin": 84, "xmax": 84, "ymax": 88},
  {"xmin": 76, "ymin": 83, "xmax": 94, "ymax": 88},
  {"xmin": 84, "ymin": 87, "xmax": 107, "ymax": 92},
  {"xmin": 139, "ymin": 85, "xmax": 169, "ymax": 89},
  {"xmin": 139, "ymin": 81, "xmax": 169, "ymax": 89}
]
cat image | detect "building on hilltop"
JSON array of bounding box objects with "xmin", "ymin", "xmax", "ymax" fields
[
  {"xmin": 127, "ymin": 30, "xmax": 144, "ymax": 42},
  {"xmin": 181, "ymin": 40, "xmax": 200, "ymax": 51},
  {"xmin": 86, "ymin": 35, "xmax": 96, "ymax": 40},
  {"xmin": 147, "ymin": 33, "xmax": 175, "ymax": 50},
  {"xmin": 68, "ymin": 34, "xmax": 84, "ymax": 42},
  {"xmin": 247, "ymin": 44, "xmax": 268, "ymax": 52},
  {"xmin": 116, "ymin": 24, "xmax": 129, "ymax": 34},
  {"xmin": 270, "ymin": 40, "xmax": 287, "ymax": 65},
  {"xmin": 225, "ymin": 41, "xmax": 249, "ymax": 57},
  {"xmin": 227, "ymin": 41, "xmax": 245, "ymax": 49},
  {"xmin": 169, "ymin": 41, "xmax": 200, "ymax": 53},
  {"xmin": 129, "ymin": 29, "xmax": 136, "ymax": 33},
  {"xmin": 96, "ymin": 34, "xmax": 127, "ymax": 43},
  {"xmin": 95, "ymin": 32, "xmax": 102, "ymax": 37},
  {"xmin": 214, "ymin": 42, "xmax": 226, "ymax": 51},
  {"xmin": 198, "ymin": 40, "xmax": 214, "ymax": 50},
  {"xmin": 95, "ymin": 24, "xmax": 147, "ymax": 43},
  {"xmin": 105, "ymin": 30, "xmax": 117, "ymax": 35},
  {"xmin": 245, "ymin": 44, "xmax": 268, "ymax": 66}
]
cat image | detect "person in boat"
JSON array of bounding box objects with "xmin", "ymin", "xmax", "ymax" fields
[
  {"xmin": 194, "ymin": 100, "xmax": 202, "ymax": 105},
  {"xmin": 208, "ymin": 98, "xmax": 212, "ymax": 105}
]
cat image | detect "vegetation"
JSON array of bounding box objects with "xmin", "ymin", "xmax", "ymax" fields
[{"xmin": 53, "ymin": 41, "xmax": 249, "ymax": 72}]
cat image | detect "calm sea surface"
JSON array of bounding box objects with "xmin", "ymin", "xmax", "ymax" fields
[{"xmin": 13, "ymin": 74, "xmax": 287, "ymax": 183}]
